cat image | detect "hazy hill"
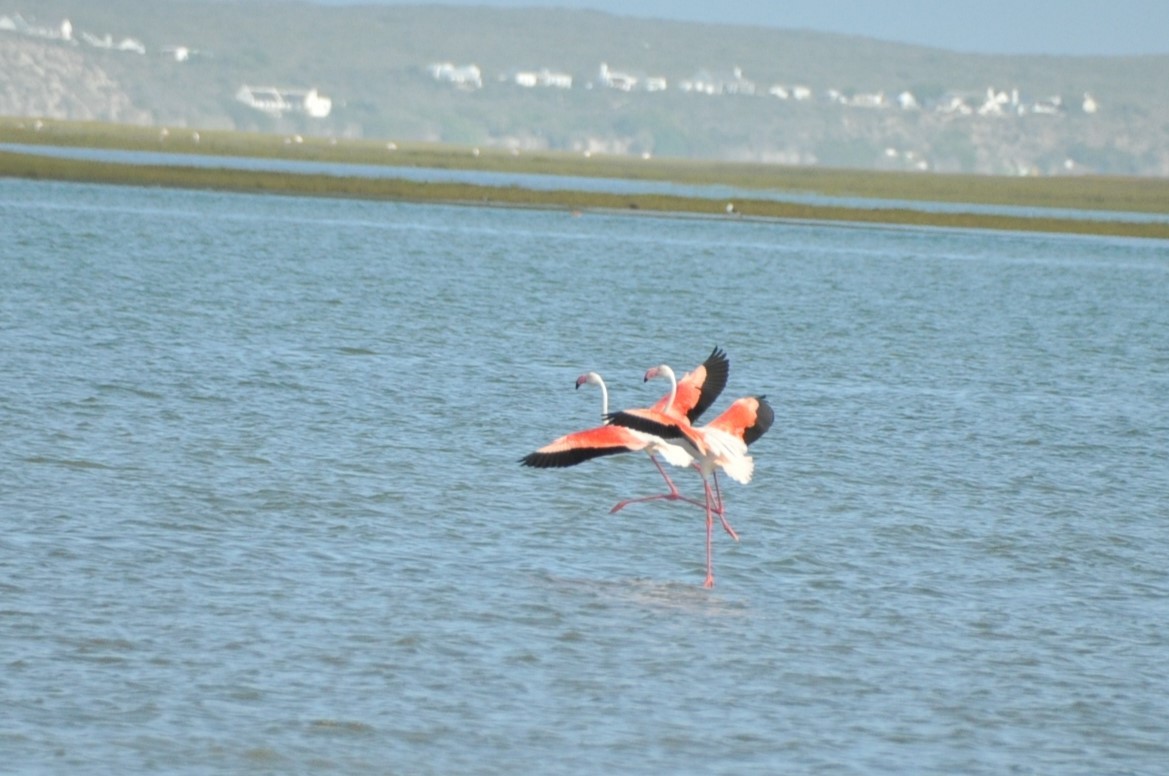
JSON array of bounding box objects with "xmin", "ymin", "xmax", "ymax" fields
[{"xmin": 3, "ymin": 0, "xmax": 1168, "ymax": 174}]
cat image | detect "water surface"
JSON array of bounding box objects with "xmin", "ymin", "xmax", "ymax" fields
[{"xmin": 2, "ymin": 179, "xmax": 1167, "ymax": 773}]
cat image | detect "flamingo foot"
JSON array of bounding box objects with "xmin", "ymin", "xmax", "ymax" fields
[
  {"xmin": 703, "ymin": 574, "xmax": 715, "ymax": 589},
  {"xmin": 718, "ymin": 513, "xmax": 740, "ymax": 542}
]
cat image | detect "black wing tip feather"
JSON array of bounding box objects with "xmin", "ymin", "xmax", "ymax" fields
[
  {"xmin": 705, "ymin": 346, "xmax": 730, "ymax": 380},
  {"xmin": 520, "ymin": 446, "xmax": 626, "ymax": 468},
  {"xmin": 689, "ymin": 345, "xmax": 731, "ymax": 422},
  {"xmin": 744, "ymin": 395, "xmax": 775, "ymax": 447},
  {"xmin": 606, "ymin": 410, "xmax": 683, "ymax": 439},
  {"xmin": 704, "ymin": 345, "xmax": 730, "ymax": 377}
]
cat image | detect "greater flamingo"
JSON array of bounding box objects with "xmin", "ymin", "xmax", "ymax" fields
[
  {"xmin": 520, "ymin": 347, "xmax": 730, "ymax": 515},
  {"xmin": 608, "ymin": 362, "xmax": 774, "ymax": 588},
  {"xmin": 575, "ymin": 371, "xmax": 711, "ymax": 513}
]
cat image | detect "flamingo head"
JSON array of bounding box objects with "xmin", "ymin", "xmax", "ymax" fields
[
  {"xmin": 576, "ymin": 371, "xmax": 603, "ymax": 390},
  {"xmin": 643, "ymin": 364, "xmax": 675, "ymax": 383}
]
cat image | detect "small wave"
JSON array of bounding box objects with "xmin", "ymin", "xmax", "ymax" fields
[
  {"xmin": 24, "ymin": 455, "xmax": 112, "ymax": 470},
  {"xmin": 307, "ymin": 719, "xmax": 377, "ymax": 735},
  {"xmin": 95, "ymin": 382, "xmax": 164, "ymax": 400}
]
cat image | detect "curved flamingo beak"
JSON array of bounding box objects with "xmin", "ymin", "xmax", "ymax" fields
[
  {"xmin": 644, "ymin": 366, "xmax": 660, "ymax": 383},
  {"xmin": 575, "ymin": 374, "xmax": 589, "ymax": 389}
]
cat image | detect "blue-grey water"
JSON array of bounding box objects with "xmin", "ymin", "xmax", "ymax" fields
[{"xmin": 2, "ymin": 178, "xmax": 1167, "ymax": 774}]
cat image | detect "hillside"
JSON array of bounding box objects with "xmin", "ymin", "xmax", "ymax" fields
[{"xmin": 3, "ymin": 0, "xmax": 1169, "ymax": 175}]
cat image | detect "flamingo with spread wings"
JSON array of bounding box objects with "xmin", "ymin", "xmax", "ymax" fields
[
  {"xmin": 608, "ymin": 362, "xmax": 774, "ymax": 588},
  {"xmin": 520, "ymin": 347, "xmax": 729, "ymax": 514}
]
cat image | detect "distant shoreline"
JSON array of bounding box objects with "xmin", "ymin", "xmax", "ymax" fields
[{"xmin": 2, "ymin": 119, "xmax": 1168, "ymax": 240}]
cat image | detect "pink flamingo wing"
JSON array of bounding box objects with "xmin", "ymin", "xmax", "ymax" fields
[
  {"xmin": 706, "ymin": 396, "xmax": 775, "ymax": 446},
  {"xmin": 651, "ymin": 346, "xmax": 729, "ymax": 422},
  {"xmin": 520, "ymin": 424, "xmax": 647, "ymax": 468}
]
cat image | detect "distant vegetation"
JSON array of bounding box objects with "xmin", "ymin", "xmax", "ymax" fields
[
  {"xmin": 3, "ymin": 117, "xmax": 1168, "ymax": 240},
  {"xmin": 2, "ymin": 0, "xmax": 1169, "ymax": 175}
]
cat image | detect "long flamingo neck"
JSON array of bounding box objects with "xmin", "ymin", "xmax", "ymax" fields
[
  {"xmin": 663, "ymin": 367, "xmax": 677, "ymax": 413},
  {"xmin": 597, "ymin": 377, "xmax": 609, "ymax": 419}
]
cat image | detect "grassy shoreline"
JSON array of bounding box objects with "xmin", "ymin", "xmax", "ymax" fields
[{"xmin": 3, "ymin": 118, "xmax": 1168, "ymax": 239}]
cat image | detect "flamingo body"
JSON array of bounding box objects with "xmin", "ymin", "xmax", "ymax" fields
[
  {"xmin": 520, "ymin": 349, "xmax": 729, "ymax": 514},
  {"xmin": 519, "ymin": 347, "xmax": 768, "ymax": 589},
  {"xmin": 608, "ymin": 395, "xmax": 773, "ymax": 483},
  {"xmin": 609, "ymin": 364, "xmax": 775, "ymax": 588}
]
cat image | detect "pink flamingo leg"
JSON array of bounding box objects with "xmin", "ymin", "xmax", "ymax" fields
[
  {"xmin": 609, "ymin": 455, "xmax": 708, "ymax": 514},
  {"xmin": 710, "ymin": 472, "xmax": 738, "ymax": 541},
  {"xmin": 702, "ymin": 477, "xmax": 716, "ymax": 588}
]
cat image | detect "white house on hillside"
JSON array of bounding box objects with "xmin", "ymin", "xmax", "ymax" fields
[
  {"xmin": 598, "ymin": 62, "xmax": 637, "ymax": 91},
  {"xmin": 768, "ymin": 84, "xmax": 812, "ymax": 101},
  {"xmin": 936, "ymin": 93, "xmax": 973, "ymax": 115},
  {"xmin": 236, "ymin": 86, "xmax": 333, "ymax": 118},
  {"xmin": 80, "ymin": 31, "xmax": 147, "ymax": 54},
  {"xmin": 643, "ymin": 75, "xmax": 668, "ymax": 92},
  {"xmin": 726, "ymin": 67, "xmax": 755, "ymax": 95},
  {"xmin": 429, "ymin": 62, "xmax": 483, "ymax": 89},
  {"xmin": 514, "ymin": 68, "xmax": 572, "ymax": 89},
  {"xmin": 1032, "ymin": 95, "xmax": 1063, "ymax": 115},
  {"xmin": 0, "ymin": 13, "xmax": 73, "ymax": 41}
]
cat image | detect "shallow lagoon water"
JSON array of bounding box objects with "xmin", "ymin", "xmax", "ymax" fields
[{"xmin": 2, "ymin": 179, "xmax": 1167, "ymax": 773}]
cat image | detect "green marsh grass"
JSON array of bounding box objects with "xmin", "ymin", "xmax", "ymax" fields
[{"xmin": 2, "ymin": 118, "xmax": 1168, "ymax": 239}]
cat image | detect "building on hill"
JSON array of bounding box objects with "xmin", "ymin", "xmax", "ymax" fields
[
  {"xmin": 428, "ymin": 62, "xmax": 483, "ymax": 90},
  {"xmin": 236, "ymin": 86, "xmax": 332, "ymax": 118},
  {"xmin": 513, "ymin": 68, "xmax": 573, "ymax": 89},
  {"xmin": 598, "ymin": 62, "xmax": 637, "ymax": 91}
]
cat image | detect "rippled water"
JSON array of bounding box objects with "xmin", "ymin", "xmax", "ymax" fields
[{"xmin": 2, "ymin": 179, "xmax": 1167, "ymax": 773}]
